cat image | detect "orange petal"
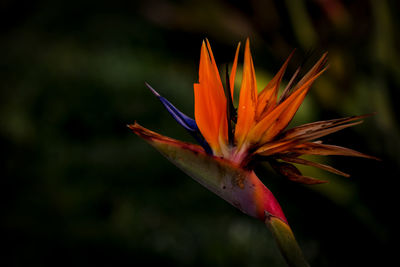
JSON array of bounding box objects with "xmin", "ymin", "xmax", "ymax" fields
[
  {"xmin": 278, "ymin": 155, "xmax": 350, "ymax": 177},
  {"xmin": 269, "ymin": 160, "xmax": 328, "ymax": 185},
  {"xmin": 292, "ymin": 52, "xmax": 328, "ymax": 92},
  {"xmin": 255, "ymin": 120, "xmax": 363, "ymax": 156},
  {"xmin": 254, "ymin": 139, "xmax": 300, "ymax": 156},
  {"xmin": 256, "ymin": 50, "xmax": 295, "ymax": 121},
  {"xmin": 229, "ymin": 42, "xmax": 241, "ymax": 99},
  {"xmin": 205, "ymin": 39, "xmax": 224, "ymax": 87},
  {"xmin": 195, "ymin": 41, "xmax": 227, "ymax": 153},
  {"xmin": 278, "ymin": 67, "xmax": 300, "ymax": 104},
  {"xmin": 249, "ymin": 66, "xmax": 327, "ymax": 145},
  {"xmin": 235, "ymin": 38, "xmax": 258, "ymax": 148},
  {"xmin": 289, "ymin": 142, "xmax": 380, "ymax": 160},
  {"xmin": 279, "ymin": 114, "xmax": 370, "ymax": 140}
]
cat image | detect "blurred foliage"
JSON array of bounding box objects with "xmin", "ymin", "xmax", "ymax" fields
[{"xmin": 1, "ymin": 0, "xmax": 399, "ymax": 266}]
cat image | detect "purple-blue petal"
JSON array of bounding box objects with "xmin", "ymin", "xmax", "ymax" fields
[{"xmin": 145, "ymin": 83, "xmax": 212, "ymax": 154}]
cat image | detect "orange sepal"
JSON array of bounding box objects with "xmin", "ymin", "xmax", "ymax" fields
[
  {"xmin": 249, "ymin": 66, "xmax": 327, "ymax": 145},
  {"xmin": 235, "ymin": 38, "xmax": 258, "ymax": 149},
  {"xmin": 289, "ymin": 142, "xmax": 380, "ymax": 160},
  {"xmin": 278, "ymin": 155, "xmax": 350, "ymax": 177},
  {"xmin": 292, "ymin": 52, "xmax": 328, "ymax": 92},
  {"xmin": 229, "ymin": 42, "xmax": 241, "ymax": 99},
  {"xmin": 254, "ymin": 117, "xmax": 364, "ymax": 156},
  {"xmin": 269, "ymin": 160, "xmax": 328, "ymax": 185},
  {"xmin": 255, "ymin": 50, "xmax": 295, "ymax": 121},
  {"xmin": 194, "ymin": 41, "xmax": 227, "ymax": 154}
]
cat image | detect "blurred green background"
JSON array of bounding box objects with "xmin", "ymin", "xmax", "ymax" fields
[{"xmin": 1, "ymin": 0, "xmax": 399, "ymax": 266}]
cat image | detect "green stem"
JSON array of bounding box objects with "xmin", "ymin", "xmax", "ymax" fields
[{"xmin": 265, "ymin": 213, "xmax": 310, "ymax": 267}]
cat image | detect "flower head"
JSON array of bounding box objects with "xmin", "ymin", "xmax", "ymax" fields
[
  {"xmin": 134, "ymin": 39, "xmax": 375, "ymax": 182},
  {"xmin": 128, "ymin": 39, "xmax": 377, "ymax": 266}
]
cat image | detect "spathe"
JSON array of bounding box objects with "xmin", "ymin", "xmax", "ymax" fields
[{"xmin": 129, "ymin": 122, "xmax": 309, "ymax": 267}]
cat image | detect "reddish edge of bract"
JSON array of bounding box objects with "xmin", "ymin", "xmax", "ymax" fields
[{"xmin": 128, "ymin": 122, "xmax": 288, "ymax": 225}]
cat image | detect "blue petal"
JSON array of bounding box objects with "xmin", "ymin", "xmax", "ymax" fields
[{"xmin": 145, "ymin": 83, "xmax": 212, "ymax": 155}]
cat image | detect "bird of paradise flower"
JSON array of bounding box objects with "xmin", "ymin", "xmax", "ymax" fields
[{"xmin": 128, "ymin": 39, "xmax": 377, "ymax": 266}]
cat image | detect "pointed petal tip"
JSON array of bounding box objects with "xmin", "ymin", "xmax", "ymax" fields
[
  {"xmin": 127, "ymin": 122, "xmax": 139, "ymax": 130},
  {"xmin": 359, "ymin": 111, "xmax": 377, "ymax": 118},
  {"xmin": 319, "ymin": 51, "xmax": 328, "ymax": 63},
  {"xmin": 288, "ymin": 48, "xmax": 297, "ymax": 59},
  {"xmin": 245, "ymin": 37, "xmax": 250, "ymax": 50},
  {"xmin": 127, "ymin": 122, "xmax": 147, "ymax": 136},
  {"xmin": 144, "ymin": 82, "xmax": 160, "ymax": 97},
  {"xmin": 143, "ymin": 82, "xmax": 200, "ymax": 133},
  {"xmin": 371, "ymin": 155, "xmax": 382, "ymax": 161},
  {"xmin": 128, "ymin": 122, "xmax": 208, "ymax": 155},
  {"xmin": 205, "ymin": 39, "xmax": 212, "ymax": 55},
  {"xmin": 128, "ymin": 122, "xmax": 166, "ymax": 145}
]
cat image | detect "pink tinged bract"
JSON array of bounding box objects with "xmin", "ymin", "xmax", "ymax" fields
[{"xmin": 129, "ymin": 123, "xmax": 309, "ymax": 267}]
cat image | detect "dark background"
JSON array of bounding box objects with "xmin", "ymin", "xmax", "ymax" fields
[{"xmin": 1, "ymin": 0, "xmax": 399, "ymax": 266}]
